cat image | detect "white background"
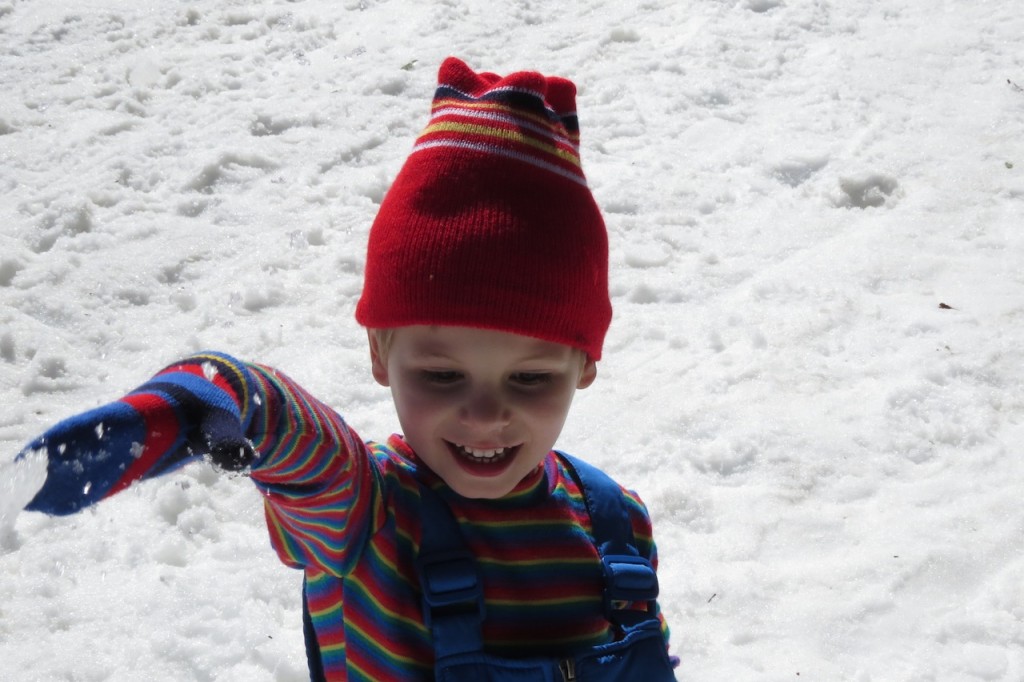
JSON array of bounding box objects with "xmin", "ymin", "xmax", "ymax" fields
[{"xmin": 1, "ymin": 0, "xmax": 1022, "ymax": 679}]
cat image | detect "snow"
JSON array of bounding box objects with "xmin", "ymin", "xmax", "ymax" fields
[{"xmin": 1, "ymin": 0, "xmax": 1023, "ymax": 679}]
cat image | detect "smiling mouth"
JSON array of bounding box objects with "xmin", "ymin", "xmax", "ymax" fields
[{"xmin": 447, "ymin": 441, "xmax": 519, "ymax": 465}]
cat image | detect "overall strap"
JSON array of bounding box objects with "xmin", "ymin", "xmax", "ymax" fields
[
  {"xmin": 558, "ymin": 453, "xmax": 661, "ymax": 629},
  {"xmin": 415, "ymin": 454, "xmax": 661, "ymax": 664},
  {"xmin": 415, "ymin": 483, "xmax": 486, "ymax": 660}
]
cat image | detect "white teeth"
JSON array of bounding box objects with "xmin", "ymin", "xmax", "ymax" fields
[
  {"xmin": 456, "ymin": 444, "xmax": 507, "ymax": 460},
  {"xmin": 466, "ymin": 446, "xmax": 503, "ymax": 458}
]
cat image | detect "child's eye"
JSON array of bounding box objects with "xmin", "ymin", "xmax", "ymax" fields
[
  {"xmin": 421, "ymin": 370, "xmax": 462, "ymax": 385},
  {"xmin": 510, "ymin": 372, "xmax": 552, "ymax": 387}
]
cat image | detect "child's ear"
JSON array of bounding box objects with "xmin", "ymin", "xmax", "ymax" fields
[
  {"xmin": 367, "ymin": 331, "xmax": 390, "ymax": 386},
  {"xmin": 577, "ymin": 357, "xmax": 597, "ymax": 389}
]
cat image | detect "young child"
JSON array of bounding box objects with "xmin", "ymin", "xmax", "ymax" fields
[{"xmin": 17, "ymin": 57, "xmax": 678, "ymax": 681}]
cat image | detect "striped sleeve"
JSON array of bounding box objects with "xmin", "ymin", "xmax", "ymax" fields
[{"xmin": 244, "ymin": 364, "xmax": 378, "ymax": 577}]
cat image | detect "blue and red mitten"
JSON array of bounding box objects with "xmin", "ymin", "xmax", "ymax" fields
[{"xmin": 18, "ymin": 352, "xmax": 260, "ymax": 515}]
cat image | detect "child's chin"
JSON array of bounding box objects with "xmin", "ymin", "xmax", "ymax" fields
[{"xmin": 446, "ymin": 473, "xmax": 519, "ymax": 500}]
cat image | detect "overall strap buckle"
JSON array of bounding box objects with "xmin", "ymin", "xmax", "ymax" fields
[
  {"xmin": 417, "ymin": 548, "xmax": 485, "ymax": 629},
  {"xmin": 560, "ymin": 452, "xmax": 662, "ymax": 629},
  {"xmin": 601, "ymin": 552, "xmax": 659, "ymax": 625},
  {"xmin": 416, "ymin": 484, "xmax": 486, "ymax": 658}
]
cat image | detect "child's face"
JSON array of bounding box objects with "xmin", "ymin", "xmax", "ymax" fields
[{"xmin": 369, "ymin": 325, "xmax": 596, "ymax": 499}]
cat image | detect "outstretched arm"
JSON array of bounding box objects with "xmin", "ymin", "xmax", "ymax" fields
[
  {"xmin": 18, "ymin": 352, "xmax": 377, "ymax": 576},
  {"xmin": 243, "ymin": 363, "xmax": 376, "ymax": 574},
  {"xmin": 19, "ymin": 352, "xmax": 260, "ymax": 515}
]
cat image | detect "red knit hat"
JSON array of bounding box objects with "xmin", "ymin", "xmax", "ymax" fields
[{"xmin": 355, "ymin": 57, "xmax": 612, "ymax": 360}]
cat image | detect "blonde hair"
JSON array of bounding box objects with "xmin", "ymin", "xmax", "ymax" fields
[{"xmin": 369, "ymin": 328, "xmax": 395, "ymax": 361}]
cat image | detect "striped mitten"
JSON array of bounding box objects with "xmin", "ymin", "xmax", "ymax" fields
[{"xmin": 18, "ymin": 352, "xmax": 259, "ymax": 515}]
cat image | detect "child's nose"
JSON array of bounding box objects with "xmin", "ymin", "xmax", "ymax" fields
[{"xmin": 459, "ymin": 388, "xmax": 511, "ymax": 428}]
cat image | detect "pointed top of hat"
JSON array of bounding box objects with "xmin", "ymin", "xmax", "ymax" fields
[{"xmin": 411, "ymin": 57, "xmax": 587, "ymax": 186}]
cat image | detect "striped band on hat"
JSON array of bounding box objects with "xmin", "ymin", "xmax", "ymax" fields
[{"xmin": 411, "ymin": 76, "xmax": 588, "ymax": 187}]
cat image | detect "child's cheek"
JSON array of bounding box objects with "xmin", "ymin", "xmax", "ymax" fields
[
  {"xmin": 512, "ymin": 384, "xmax": 577, "ymax": 422},
  {"xmin": 393, "ymin": 380, "xmax": 458, "ymax": 422}
]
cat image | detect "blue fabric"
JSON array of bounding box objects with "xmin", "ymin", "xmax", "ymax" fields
[
  {"xmin": 19, "ymin": 401, "xmax": 150, "ymax": 515},
  {"xmin": 17, "ymin": 353, "xmax": 257, "ymax": 515},
  {"xmin": 415, "ymin": 452, "xmax": 676, "ymax": 682},
  {"xmin": 416, "ymin": 479, "xmax": 485, "ymax": 658},
  {"xmin": 434, "ymin": 623, "xmax": 672, "ymax": 682}
]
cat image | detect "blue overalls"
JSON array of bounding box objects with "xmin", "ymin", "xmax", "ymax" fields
[{"xmin": 302, "ymin": 453, "xmax": 677, "ymax": 681}]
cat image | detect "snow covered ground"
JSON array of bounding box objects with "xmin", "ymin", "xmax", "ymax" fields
[{"xmin": 2, "ymin": 0, "xmax": 1023, "ymax": 679}]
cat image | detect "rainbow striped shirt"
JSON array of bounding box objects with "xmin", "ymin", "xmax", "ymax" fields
[{"xmin": 226, "ymin": 360, "xmax": 670, "ymax": 680}]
